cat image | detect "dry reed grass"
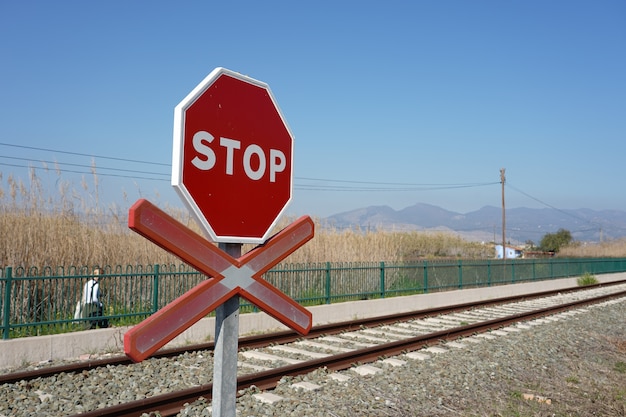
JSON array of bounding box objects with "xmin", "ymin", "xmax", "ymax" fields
[
  {"xmin": 1, "ymin": 169, "xmax": 622, "ymax": 270},
  {"xmin": 558, "ymin": 239, "xmax": 626, "ymax": 258}
]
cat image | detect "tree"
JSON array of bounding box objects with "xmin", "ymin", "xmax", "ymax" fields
[{"xmin": 539, "ymin": 228, "xmax": 573, "ymax": 253}]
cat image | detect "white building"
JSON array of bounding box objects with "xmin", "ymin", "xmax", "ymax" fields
[{"xmin": 495, "ymin": 244, "xmax": 522, "ymax": 259}]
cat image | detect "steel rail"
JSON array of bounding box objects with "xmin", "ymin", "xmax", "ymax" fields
[
  {"xmin": 67, "ymin": 288, "xmax": 626, "ymax": 417},
  {"xmin": 1, "ymin": 279, "xmax": 623, "ymax": 385}
]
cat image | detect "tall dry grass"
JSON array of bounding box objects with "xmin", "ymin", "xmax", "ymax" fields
[
  {"xmin": 2, "ymin": 168, "xmax": 622, "ymax": 270},
  {"xmin": 558, "ymin": 239, "xmax": 626, "ymax": 258},
  {"xmin": 284, "ymin": 222, "xmax": 492, "ymax": 263}
]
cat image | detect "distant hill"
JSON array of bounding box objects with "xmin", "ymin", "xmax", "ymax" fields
[{"xmin": 324, "ymin": 203, "xmax": 626, "ymax": 244}]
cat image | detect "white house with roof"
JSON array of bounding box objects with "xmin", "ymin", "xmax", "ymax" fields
[{"xmin": 494, "ymin": 244, "xmax": 523, "ymax": 259}]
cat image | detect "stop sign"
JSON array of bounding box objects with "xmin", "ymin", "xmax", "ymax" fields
[{"xmin": 172, "ymin": 67, "xmax": 294, "ymax": 243}]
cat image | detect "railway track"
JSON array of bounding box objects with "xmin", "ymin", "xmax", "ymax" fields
[{"xmin": 2, "ymin": 281, "xmax": 625, "ymax": 417}]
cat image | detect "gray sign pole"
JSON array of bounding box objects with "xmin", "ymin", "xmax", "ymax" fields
[{"xmin": 212, "ymin": 243, "xmax": 241, "ymax": 417}]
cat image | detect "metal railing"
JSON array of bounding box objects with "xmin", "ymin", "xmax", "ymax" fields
[{"xmin": 2, "ymin": 257, "xmax": 625, "ymax": 339}]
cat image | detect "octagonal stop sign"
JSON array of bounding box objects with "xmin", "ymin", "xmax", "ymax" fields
[{"xmin": 172, "ymin": 67, "xmax": 293, "ymax": 243}]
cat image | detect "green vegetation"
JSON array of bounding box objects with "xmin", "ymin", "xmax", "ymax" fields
[
  {"xmin": 539, "ymin": 228, "xmax": 573, "ymax": 253},
  {"xmin": 565, "ymin": 375, "xmax": 580, "ymax": 384},
  {"xmin": 577, "ymin": 272, "xmax": 598, "ymax": 286}
]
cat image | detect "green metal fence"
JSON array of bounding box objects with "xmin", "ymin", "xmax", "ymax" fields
[{"xmin": 2, "ymin": 257, "xmax": 625, "ymax": 339}]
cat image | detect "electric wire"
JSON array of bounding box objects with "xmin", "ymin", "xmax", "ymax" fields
[
  {"xmin": 0, "ymin": 143, "xmax": 497, "ymax": 192},
  {"xmin": 0, "ymin": 155, "xmax": 169, "ymax": 177},
  {"xmin": 506, "ymin": 183, "xmax": 626, "ymax": 236},
  {"xmin": 507, "ymin": 183, "xmax": 603, "ymax": 226},
  {"xmin": 0, "ymin": 142, "xmax": 169, "ymax": 166},
  {"xmin": 2, "ymin": 142, "xmax": 623, "ymax": 239}
]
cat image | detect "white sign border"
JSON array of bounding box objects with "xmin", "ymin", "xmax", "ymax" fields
[{"xmin": 171, "ymin": 67, "xmax": 294, "ymax": 244}]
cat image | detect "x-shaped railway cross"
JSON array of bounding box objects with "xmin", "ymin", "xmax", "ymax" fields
[{"xmin": 123, "ymin": 199, "xmax": 314, "ymax": 362}]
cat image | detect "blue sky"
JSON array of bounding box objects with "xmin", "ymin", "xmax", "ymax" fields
[{"xmin": 1, "ymin": 1, "xmax": 625, "ymax": 220}]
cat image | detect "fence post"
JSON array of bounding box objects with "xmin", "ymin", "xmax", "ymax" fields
[
  {"xmin": 487, "ymin": 260, "xmax": 492, "ymax": 286},
  {"xmin": 325, "ymin": 262, "xmax": 331, "ymax": 305},
  {"xmin": 380, "ymin": 262, "xmax": 385, "ymax": 299},
  {"xmin": 511, "ymin": 260, "xmax": 516, "ymax": 283},
  {"xmin": 423, "ymin": 260, "xmax": 428, "ymax": 293},
  {"xmin": 458, "ymin": 260, "xmax": 463, "ymax": 289},
  {"xmin": 2, "ymin": 267, "xmax": 12, "ymax": 340},
  {"xmin": 152, "ymin": 264, "xmax": 160, "ymax": 314},
  {"xmin": 548, "ymin": 258, "xmax": 554, "ymax": 279}
]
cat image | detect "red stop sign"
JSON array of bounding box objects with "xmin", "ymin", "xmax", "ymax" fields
[{"xmin": 172, "ymin": 68, "xmax": 293, "ymax": 243}]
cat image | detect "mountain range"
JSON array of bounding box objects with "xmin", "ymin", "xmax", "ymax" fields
[{"xmin": 324, "ymin": 203, "xmax": 626, "ymax": 244}]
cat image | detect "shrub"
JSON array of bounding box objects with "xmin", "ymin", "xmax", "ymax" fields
[{"xmin": 577, "ymin": 272, "xmax": 598, "ymax": 286}]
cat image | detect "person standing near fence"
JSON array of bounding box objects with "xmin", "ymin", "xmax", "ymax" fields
[{"xmin": 80, "ymin": 267, "xmax": 108, "ymax": 329}]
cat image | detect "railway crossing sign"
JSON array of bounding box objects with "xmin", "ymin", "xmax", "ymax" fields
[
  {"xmin": 125, "ymin": 68, "xmax": 311, "ymax": 416},
  {"xmin": 172, "ymin": 67, "xmax": 294, "ymax": 244},
  {"xmin": 123, "ymin": 199, "xmax": 314, "ymax": 362}
]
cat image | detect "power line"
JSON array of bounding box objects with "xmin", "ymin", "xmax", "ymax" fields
[
  {"xmin": 2, "ymin": 143, "xmax": 622, "ymax": 239},
  {"xmin": 505, "ymin": 183, "xmax": 626, "ymax": 236},
  {"xmin": 0, "ymin": 142, "xmax": 500, "ymax": 192},
  {"xmin": 3, "ymin": 143, "xmax": 622, "ymax": 237},
  {"xmin": 0, "ymin": 161, "xmax": 169, "ymax": 182},
  {"xmin": 0, "ymin": 142, "xmax": 170, "ymax": 167},
  {"xmin": 297, "ymin": 176, "xmax": 498, "ymax": 187},
  {"xmin": 506, "ymin": 183, "xmax": 601, "ymax": 226},
  {"xmin": 0, "ymin": 155, "xmax": 169, "ymax": 177},
  {"xmin": 295, "ymin": 182, "xmax": 498, "ymax": 192},
  {"xmin": 294, "ymin": 177, "xmax": 499, "ymax": 192}
]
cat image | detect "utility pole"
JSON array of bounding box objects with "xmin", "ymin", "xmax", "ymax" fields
[{"xmin": 500, "ymin": 168, "xmax": 506, "ymax": 259}]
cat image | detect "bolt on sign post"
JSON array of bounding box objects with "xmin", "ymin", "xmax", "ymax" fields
[{"xmin": 123, "ymin": 68, "xmax": 313, "ymax": 417}]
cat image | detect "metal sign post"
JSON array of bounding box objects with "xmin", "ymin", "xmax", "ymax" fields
[
  {"xmin": 213, "ymin": 243, "xmax": 241, "ymax": 417},
  {"xmin": 212, "ymin": 294, "xmax": 239, "ymax": 416}
]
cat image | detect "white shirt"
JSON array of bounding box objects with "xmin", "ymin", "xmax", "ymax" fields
[{"xmin": 82, "ymin": 279, "xmax": 101, "ymax": 304}]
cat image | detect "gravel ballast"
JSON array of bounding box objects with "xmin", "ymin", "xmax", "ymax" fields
[
  {"xmin": 188, "ymin": 298, "xmax": 626, "ymax": 417},
  {"xmin": 0, "ymin": 298, "xmax": 624, "ymax": 417}
]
